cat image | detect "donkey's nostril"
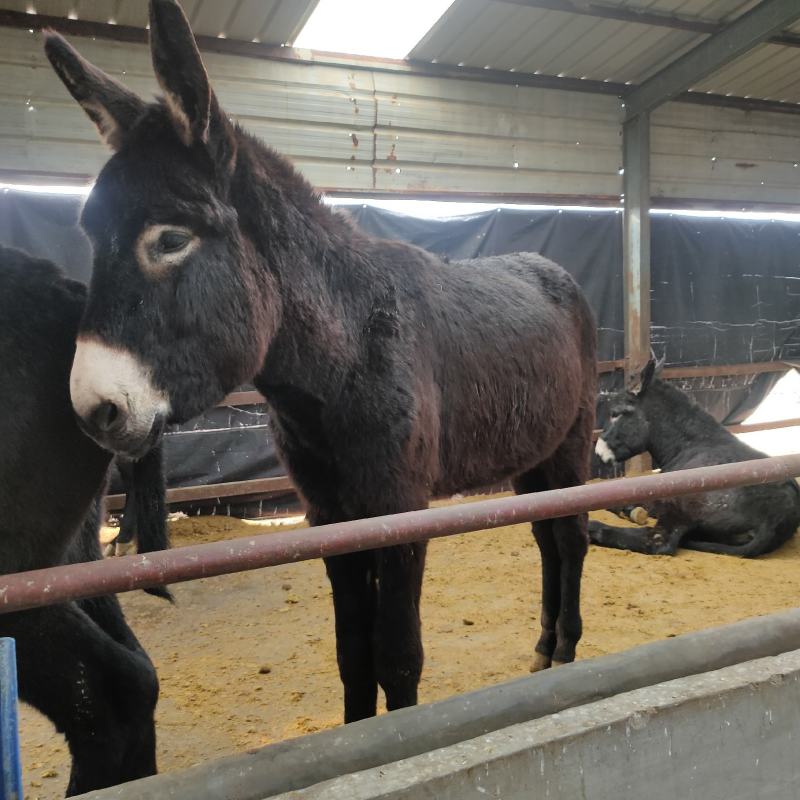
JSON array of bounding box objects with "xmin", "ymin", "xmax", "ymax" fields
[{"xmin": 90, "ymin": 400, "xmax": 123, "ymax": 433}]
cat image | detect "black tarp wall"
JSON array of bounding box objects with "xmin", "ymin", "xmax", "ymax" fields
[{"xmin": 2, "ymin": 190, "xmax": 798, "ymax": 510}]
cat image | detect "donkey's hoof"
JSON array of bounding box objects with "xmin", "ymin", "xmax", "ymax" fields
[
  {"xmin": 103, "ymin": 541, "xmax": 117, "ymax": 558},
  {"xmin": 530, "ymin": 653, "xmax": 552, "ymax": 672},
  {"xmin": 629, "ymin": 506, "xmax": 649, "ymax": 525},
  {"xmin": 551, "ymin": 659, "xmax": 569, "ymax": 667},
  {"xmin": 114, "ymin": 541, "xmax": 137, "ymax": 557}
]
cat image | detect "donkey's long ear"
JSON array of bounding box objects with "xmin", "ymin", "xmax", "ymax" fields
[
  {"xmin": 44, "ymin": 31, "xmax": 144, "ymax": 150},
  {"xmin": 631, "ymin": 358, "xmax": 657, "ymax": 397},
  {"xmin": 149, "ymin": 0, "xmax": 212, "ymax": 147}
]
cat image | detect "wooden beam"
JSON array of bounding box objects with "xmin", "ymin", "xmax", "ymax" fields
[
  {"xmin": 593, "ymin": 416, "xmax": 800, "ymax": 441},
  {"xmin": 661, "ymin": 362, "xmax": 791, "ymax": 379},
  {"xmin": 727, "ymin": 417, "xmax": 800, "ymax": 434},
  {"xmin": 598, "ymin": 360, "xmax": 626, "ymax": 374},
  {"xmin": 219, "ymin": 390, "xmax": 266, "ymax": 407},
  {"xmin": 105, "ymin": 476, "xmax": 296, "ymax": 512}
]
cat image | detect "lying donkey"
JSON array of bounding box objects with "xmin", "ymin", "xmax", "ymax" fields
[{"xmin": 592, "ymin": 359, "xmax": 800, "ymax": 557}]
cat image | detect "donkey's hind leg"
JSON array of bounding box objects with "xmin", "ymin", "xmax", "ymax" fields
[
  {"xmin": 514, "ymin": 468, "xmax": 558, "ymax": 671},
  {"xmin": 324, "ymin": 549, "xmax": 379, "ymax": 723},
  {"xmin": 374, "ymin": 541, "xmax": 427, "ymax": 711},
  {"xmin": 2, "ymin": 603, "xmax": 158, "ymax": 796},
  {"xmin": 685, "ymin": 522, "xmax": 783, "ymax": 558}
]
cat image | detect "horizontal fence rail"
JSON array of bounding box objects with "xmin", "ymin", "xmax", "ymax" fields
[{"xmin": 2, "ymin": 455, "xmax": 800, "ymax": 615}]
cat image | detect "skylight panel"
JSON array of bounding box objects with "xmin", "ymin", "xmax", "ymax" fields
[{"xmin": 293, "ymin": 0, "xmax": 455, "ymax": 59}]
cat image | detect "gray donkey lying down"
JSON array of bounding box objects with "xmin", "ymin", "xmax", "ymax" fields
[{"xmin": 592, "ymin": 359, "xmax": 800, "ymax": 557}]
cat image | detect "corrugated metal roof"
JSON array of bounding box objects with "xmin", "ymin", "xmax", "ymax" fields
[
  {"xmin": 5, "ymin": 0, "xmax": 800, "ymax": 104},
  {"xmin": 409, "ymin": 0, "xmax": 799, "ymax": 102},
  {"xmin": 3, "ymin": 0, "xmax": 319, "ymax": 45}
]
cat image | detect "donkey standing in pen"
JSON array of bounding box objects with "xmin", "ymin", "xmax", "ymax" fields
[
  {"xmin": 45, "ymin": 0, "xmax": 596, "ymax": 724},
  {"xmin": 0, "ymin": 245, "xmax": 171, "ymax": 795},
  {"xmin": 593, "ymin": 358, "xmax": 800, "ymax": 556}
]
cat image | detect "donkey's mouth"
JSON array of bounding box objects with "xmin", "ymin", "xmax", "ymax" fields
[
  {"xmin": 594, "ymin": 437, "xmax": 618, "ymax": 464},
  {"xmin": 77, "ymin": 410, "xmax": 167, "ymax": 461}
]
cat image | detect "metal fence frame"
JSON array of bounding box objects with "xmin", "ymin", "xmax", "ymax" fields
[{"xmin": 2, "ymin": 454, "xmax": 800, "ymax": 614}]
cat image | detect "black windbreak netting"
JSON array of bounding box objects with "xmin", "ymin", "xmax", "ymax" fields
[{"xmin": 2, "ymin": 190, "xmax": 799, "ymax": 511}]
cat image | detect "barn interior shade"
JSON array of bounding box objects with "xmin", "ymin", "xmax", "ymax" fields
[{"xmin": 293, "ymin": 0, "xmax": 456, "ymax": 58}]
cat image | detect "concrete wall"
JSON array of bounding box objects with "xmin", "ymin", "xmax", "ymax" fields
[
  {"xmin": 279, "ymin": 650, "xmax": 800, "ymax": 800},
  {"xmin": 73, "ymin": 610, "xmax": 800, "ymax": 800}
]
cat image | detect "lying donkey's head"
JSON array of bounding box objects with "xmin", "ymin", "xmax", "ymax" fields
[
  {"xmin": 45, "ymin": 0, "xmax": 278, "ymax": 457},
  {"xmin": 594, "ymin": 357, "xmax": 663, "ymax": 465}
]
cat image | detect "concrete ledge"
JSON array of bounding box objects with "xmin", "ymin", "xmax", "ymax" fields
[
  {"xmin": 281, "ymin": 650, "xmax": 800, "ymax": 799},
  {"xmin": 74, "ymin": 608, "xmax": 800, "ymax": 800}
]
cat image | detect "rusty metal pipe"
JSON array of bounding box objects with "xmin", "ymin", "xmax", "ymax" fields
[{"xmin": 2, "ymin": 454, "xmax": 799, "ymax": 614}]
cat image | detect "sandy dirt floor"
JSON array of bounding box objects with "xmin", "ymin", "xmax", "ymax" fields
[{"xmin": 19, "ymin": 502, "xmax": 800, "ymax": 798}]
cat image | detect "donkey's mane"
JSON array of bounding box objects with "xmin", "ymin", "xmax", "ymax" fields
[
  {"xmin": 234, "ymin": 122, "xmax": 366, "ymax": 241},
  {"xmin": 644, "ymin": 378, "xmax": 738, "ymax": 446}
]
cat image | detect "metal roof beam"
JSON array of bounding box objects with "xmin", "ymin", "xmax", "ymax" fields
[
  {"xmin": 624, "ymin": 0, "xmax": 800, "ymax": 118},
  {"xmin": 496, "ymin": 0, "xmax": 800, "ymax": 48},
  {"xmin": 499, "ymin": 0, "xmax": 719, "ymax": 34}
]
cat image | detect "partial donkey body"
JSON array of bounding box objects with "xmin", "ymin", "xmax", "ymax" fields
[{"xmin": 0, "ymin": 246, "xmax": 165, "ymax": 795}]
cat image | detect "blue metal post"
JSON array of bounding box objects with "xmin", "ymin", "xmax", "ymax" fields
[{"xmin": 0, "ymin": 639, "xmax": 22, "ymax": 800}]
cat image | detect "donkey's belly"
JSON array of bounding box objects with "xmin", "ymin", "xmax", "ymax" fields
[{"xmin": 434, "ymin": 388, "xmax": 582, "ymax": 496}]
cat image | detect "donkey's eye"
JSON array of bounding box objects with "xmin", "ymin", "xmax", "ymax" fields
[
  {"xmin": 157, "ymin": 230, "xmax": 192, "ymax": 253},
  {"xmin": 609, "ymin": 413, "xmax": 620, "ymax": 423},
  {"xmin": 136, "ymin": 225, "xmax": 198, "ymax": 277}
]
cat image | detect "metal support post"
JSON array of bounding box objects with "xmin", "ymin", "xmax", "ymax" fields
[
  {"xmin": 622, "ymin": 110, "xmax": 651, "ymax": 475},
  {"xmin": 0, "ymin": 639, "xmax": 22, "ymax": 800}
]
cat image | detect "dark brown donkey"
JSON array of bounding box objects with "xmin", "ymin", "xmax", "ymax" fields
[{"xmin": 45, "ymin": 0, "xmax": 597, "ymax": 723}]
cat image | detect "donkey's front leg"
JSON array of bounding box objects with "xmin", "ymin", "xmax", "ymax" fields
[
  {"xmin": 588, "ymin": 519, "xmax": 688, "ymax": 556},
  {"xmin": 324, "ymin": 551, "xmax": 379, "ymax": 722},
  {"xmin": 374, "ymin": 542, "xmax": 427, "ymax": 711}
]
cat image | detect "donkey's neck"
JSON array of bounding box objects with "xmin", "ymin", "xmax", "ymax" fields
[
  {"xmin": 230, "ymin": 132, "xmax": 372, "ymax": 388},
  {"xmin": 642, "ymin": 380, "xmax": 731, "ymax": 468}
]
